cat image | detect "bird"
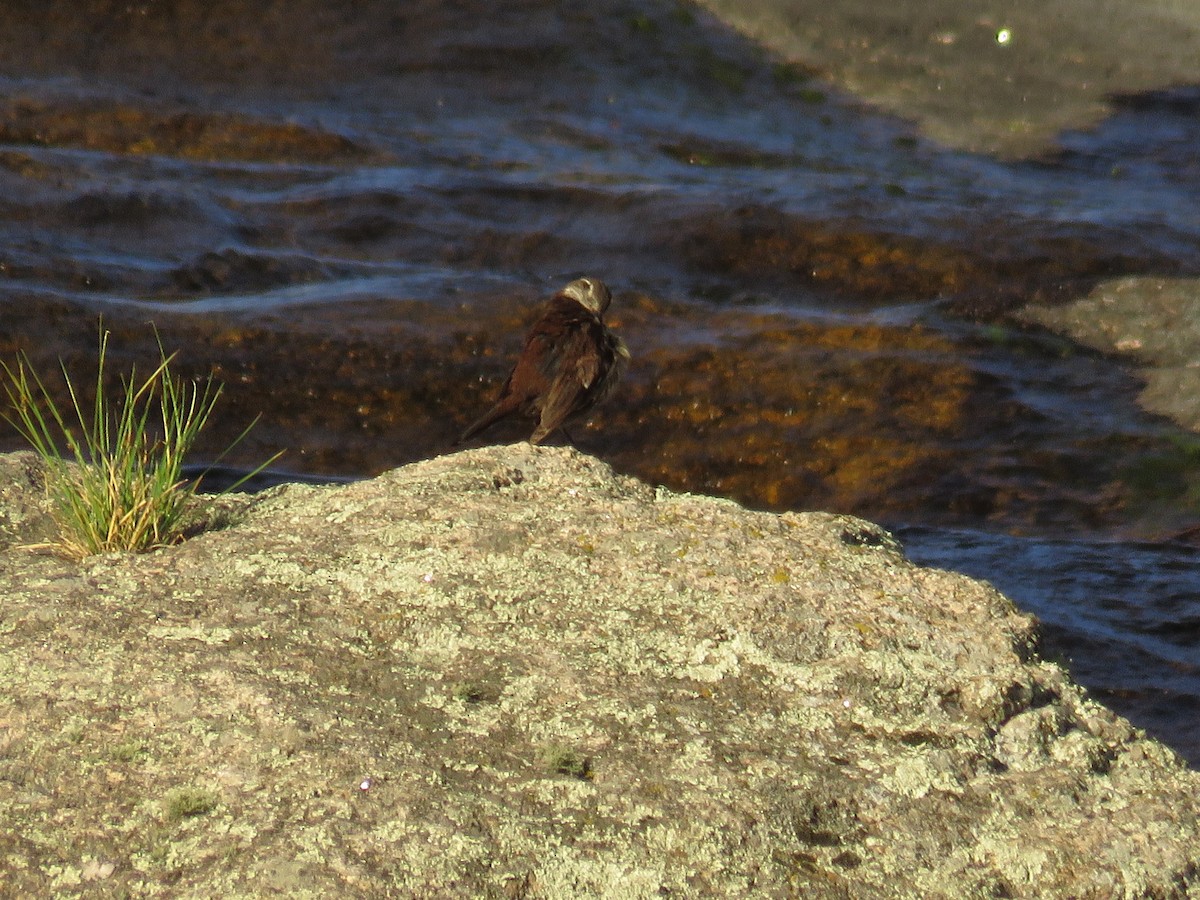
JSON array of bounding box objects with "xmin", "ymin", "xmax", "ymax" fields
[{"xmin": 458, "ymin": 277, "xmax": 629, "ymax": 446}]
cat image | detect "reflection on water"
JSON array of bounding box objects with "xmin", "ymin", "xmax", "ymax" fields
[{"xmin": 0, "ymin": 1, "xmax": 1198, "ymax": 763}]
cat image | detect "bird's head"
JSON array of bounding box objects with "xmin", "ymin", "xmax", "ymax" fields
[{"xmin": 561, "ymin": 277, "xmax": 612, "ymax": 315}]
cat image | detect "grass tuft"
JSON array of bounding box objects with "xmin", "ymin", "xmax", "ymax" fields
[
  {"xmin": 2, "ymin": 328, "xmax": 280, "ymax": 558},
  {"xmin": 539, "ymin": 743, "xmax": 593, "ymax": 780},
  {"xmin": 163, "ymin": 786, "xmax": 219, "ymax": 821}
]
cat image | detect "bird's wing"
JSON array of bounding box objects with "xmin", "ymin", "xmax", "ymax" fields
[
  {"xmin": 575, "ymin": 343, "xmax": 601, "ymax": 389},
  {"xmin": 531, "ymin": 330, "xmax": 602, "ymax": 442}
]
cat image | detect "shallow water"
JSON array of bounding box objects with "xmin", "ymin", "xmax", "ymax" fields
[{"xmin": 0, "ymin": 2, "xmax": 1197, "ymax": 763}]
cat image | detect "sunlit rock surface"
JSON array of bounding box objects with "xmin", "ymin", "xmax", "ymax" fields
[{"xmin": 1, "ymin": 447, "xmax": 1196, "ymax": 896}]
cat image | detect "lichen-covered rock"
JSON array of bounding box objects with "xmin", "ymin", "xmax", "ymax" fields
[{"xmin": 0, "ymin": 446, "xmax": 1196, "ymax": 897}]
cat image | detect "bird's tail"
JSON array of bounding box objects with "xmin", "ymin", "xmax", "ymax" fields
[{"xmin": 456, "ymin": 402, "xmax": 513, "ymax": 445}]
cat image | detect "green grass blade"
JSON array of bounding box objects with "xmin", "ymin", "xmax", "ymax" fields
[{"xmin": 3, "ymin": 328, "xmax": 282, "ymax": 558}]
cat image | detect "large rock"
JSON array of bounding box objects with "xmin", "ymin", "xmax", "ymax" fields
[
  {"xmin": 694, "ymin": 0, "xmax": 1200, "ymax": 158},
  {"xmin": 0, "ymin": 446, "xmax": 1196, "ymax": 897}
]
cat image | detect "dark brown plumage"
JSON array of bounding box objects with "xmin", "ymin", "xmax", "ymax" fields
[{"xmin": 458, "ymin": 277, "xmax": 629, "ymax": 446}]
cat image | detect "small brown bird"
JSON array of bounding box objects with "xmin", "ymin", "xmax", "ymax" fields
[{"xmin": 458, "ymin": 277, "xmax": 629, "ymax": 446}]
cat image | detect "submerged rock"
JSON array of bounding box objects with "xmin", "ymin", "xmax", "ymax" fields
[
  {"xmin": 0, "ymin": 446, "xmax": 1196, "ymax": 896},
  {"xmin": 693, "ymin": 0, "xmax": 1200, "ymax": 158},
  {"xmin": 1019, "ymin": 275, "xmax": 1200, "ymax": 435}
]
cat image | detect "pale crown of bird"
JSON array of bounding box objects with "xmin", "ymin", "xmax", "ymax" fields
[{"xmin": 561, "ymin": 277, "xmax": 612, "ymax": 315}]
